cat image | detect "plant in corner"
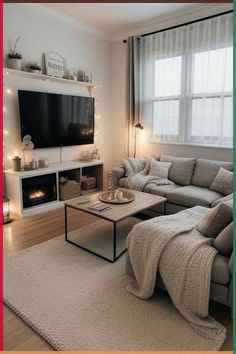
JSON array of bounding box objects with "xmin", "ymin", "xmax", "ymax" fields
[
  {"xmin": 7, "ymin": 36, "xmax": 23, "ymax": 70},
  {"xmin": 27, "ymin": 62, "xmax": 42, "ymax": 74}
]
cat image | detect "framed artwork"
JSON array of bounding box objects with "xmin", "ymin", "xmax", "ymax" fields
[{"xmin": 44, "ymin": 51, "xmax": 67, "ymax": 78}]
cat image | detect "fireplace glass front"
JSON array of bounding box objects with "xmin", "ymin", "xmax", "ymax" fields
[{"xmin": 22, "ymin": 173, "xmax": 57, "ymax": 208}]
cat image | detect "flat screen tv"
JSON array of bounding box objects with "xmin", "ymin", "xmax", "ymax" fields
[{"xmin": 18, "ymin": 90, "xmax": 95, "ymax": 148}]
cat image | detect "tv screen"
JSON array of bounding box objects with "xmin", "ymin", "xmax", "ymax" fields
[{"xmin": 18, "ymin": 90, "xmax": 95, "ymax": 148}]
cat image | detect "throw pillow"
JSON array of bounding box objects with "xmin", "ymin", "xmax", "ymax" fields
[
  {"xmin": 148, "ymin": 160, "xmax": 172, "ymax": 179},
  {"xmin": 196, "ymin": 202, "xmax": 233, "ymax": 238},
  {"xmin": 213, "ymin": 222, "xmax": 233, "ymax": 256},
  {"xmin": 160, "ymin": 155, "xmax": 196, "ymax": 185},
  {"xmin": 122, "ymin": 158, "xmax": 147, "ymax": 177},
  {"xmin": 210, "ymin": 167, "xmax": 233, "ymax": 196}
]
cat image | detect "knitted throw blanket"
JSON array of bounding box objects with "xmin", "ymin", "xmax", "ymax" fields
[
  {"xmin": 124, "ymin": 174, "xmax": 174, "ymax": 192},
  {"xmin": 126, "ymin": 209, "xmax": 226, "ymax": 349}
]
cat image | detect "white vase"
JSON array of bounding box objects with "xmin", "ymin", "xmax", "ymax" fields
[{"xmin": 7, "ymin": 58, "xmax": 22, "ymax": 70}]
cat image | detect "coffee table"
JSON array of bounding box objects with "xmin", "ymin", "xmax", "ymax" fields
[{"xmin": 64, "ymin": 189, "xmax": 166, "ymax": 263}]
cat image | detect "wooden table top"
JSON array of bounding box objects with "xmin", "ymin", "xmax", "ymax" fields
[{"xmin": 65, "ymin": 189, "xmax": 166, "ymax": 222}]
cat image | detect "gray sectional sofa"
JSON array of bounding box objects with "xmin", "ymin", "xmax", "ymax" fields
[
  {"xmin": 112, "ymin": 156, "xmax": 233, "ymax": 215},
  {"xmin": 112, "ymin": 156, "xmax": 233, "ymax": 307}
]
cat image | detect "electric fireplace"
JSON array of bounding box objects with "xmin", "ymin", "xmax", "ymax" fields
[{"xmin": 22, "ymin": 173, "xmax": 57, "ymax": 208}]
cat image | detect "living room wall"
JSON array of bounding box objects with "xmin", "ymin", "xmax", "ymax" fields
[
  {"xmin": 111, "ymin": 7, "xmax": 233, "ymax": 166},
  {"xmin": 3, "ymin": 4, "xmax": 113, "ymax": 173}
]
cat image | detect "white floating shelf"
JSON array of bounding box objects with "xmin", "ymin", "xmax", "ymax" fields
[{"xmin": 3, "ymin": 68, "xmax": 98, "ymax": 92}]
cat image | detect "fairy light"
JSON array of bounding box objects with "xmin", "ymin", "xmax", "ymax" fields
[{"xmin": 6, "ymin": 88, "xmax": 12, "ymax": 95}]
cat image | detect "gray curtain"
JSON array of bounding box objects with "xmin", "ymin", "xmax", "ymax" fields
[{"xmin": 126, "ymin": 36, "xmax": 140, "ymax": 156}]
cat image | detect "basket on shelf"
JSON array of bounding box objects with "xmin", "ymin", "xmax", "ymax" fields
[
  {"xmin": 81, "ymin": 177, "xmax": 96, "ymax": 191},
  {"xmin": 59, "ymin": 182, "xmax": 81, "ymax": 201}
]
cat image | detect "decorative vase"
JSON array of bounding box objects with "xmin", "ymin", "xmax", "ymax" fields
[{"xmin": 7, "ymin": 58, "xmax": 22, "ymax": 70}]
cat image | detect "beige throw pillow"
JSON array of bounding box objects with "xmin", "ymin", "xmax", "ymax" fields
[
  {"xmin": 196, "ymin": 202, "xmax": 233, "ymax": 238},
  {"xmin": 210, "ymin": 167, "xmax": 233, "ymax": 196},
  {"xmin": 122, "ymin": 158, "xmax": 147, "ymax": 177},
  {"xmin": 148, "ymin": 160, "xmax": 172, "ymax": 179},
  {"xmin": 213, "ymin": 222, "xmax": 233, "ymax": 255}
]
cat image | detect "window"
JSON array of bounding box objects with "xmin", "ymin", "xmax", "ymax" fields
[
  {"xmin": 153, "ymin": 56, "xmax": 181, "ymax": 139},
  {"xmin": 143, "ymin": 14, "xmax": 233, "ymax": 148},
  {"xmin": 152, "ymin": 46, "xmax": 232, "ymax": 147},
  {"xmin": 190, "ymin": 47, "xmax": 233, "ymax": 145}
]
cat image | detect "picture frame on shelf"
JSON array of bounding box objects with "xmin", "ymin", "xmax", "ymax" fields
[{"xmin": 44, "ymin": 51, "xmax": 67, "ymax": 78}]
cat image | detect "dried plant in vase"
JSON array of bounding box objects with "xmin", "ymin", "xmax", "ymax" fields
[
  {"xmin": 27, "ymin": 62, "xmax": 41, "ymax": 74},
  {"xmin": 7, "ymin": 36, "xmax": 23, "ymax": 70}
]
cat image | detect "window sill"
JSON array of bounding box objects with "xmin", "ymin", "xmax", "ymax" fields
[{"xmin": 149, "ymin": 139, "xmax": 233, "ymax": 150}]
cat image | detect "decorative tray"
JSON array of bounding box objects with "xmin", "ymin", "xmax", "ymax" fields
[{"xmin": 99, "ymin": 190, "xmax": 135, "ymax": 204}]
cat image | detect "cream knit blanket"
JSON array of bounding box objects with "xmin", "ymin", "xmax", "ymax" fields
[
  {"xmin": 126, "ymin": 209, "xmax": 226, "ymax": 349},
  {"xmin": 124, "ymin": 174, "xmax": 174, "ymax": 192}
]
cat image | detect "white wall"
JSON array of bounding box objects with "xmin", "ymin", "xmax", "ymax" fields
[
  {"xmin": 111, "ymin": 9, "xmax": 233, "ymax": 164},
  {"xmin": 3, "ymin": 4, "xmax": 113, "ymax": 178}
]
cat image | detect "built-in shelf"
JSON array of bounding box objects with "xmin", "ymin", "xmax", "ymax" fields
[
  {"xmin": 3, "ymin": 68, "xmax": 99, "ymax": 95},
  {"xmin": 4, "ymin": 160, "xmax": 104, "ymax": 217}
]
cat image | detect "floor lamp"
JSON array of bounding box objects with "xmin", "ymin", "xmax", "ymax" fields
[{"xmin": 134, "ymin": 122, "xmax": 143, "ymax": 158}]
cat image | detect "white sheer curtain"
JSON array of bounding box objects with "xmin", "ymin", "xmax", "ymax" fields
[{"xmin": 140, "ymin": 13, "xmax": 233, "ymax": 147}]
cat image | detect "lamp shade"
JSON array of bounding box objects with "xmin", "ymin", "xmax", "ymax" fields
[{"xmin": 134, "ymin": 122, "xmax": 143, "ymax": 130}]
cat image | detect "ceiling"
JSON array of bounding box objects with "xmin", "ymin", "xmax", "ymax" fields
[{"xmin": 47, "ymin": 3, "xmax": 196, "ymax": 36}]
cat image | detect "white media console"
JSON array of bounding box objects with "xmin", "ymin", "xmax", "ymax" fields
[{"xmin": 4, "ymin": 160, "xmax": 104, "ymax": 217}]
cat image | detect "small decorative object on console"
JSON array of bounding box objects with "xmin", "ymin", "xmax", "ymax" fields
[
  {"xmin": 79, "ymin": 151, "xmax": 91, "ymax": 162},
  {"xmin": 38, "ymin": 157, "xmax": 49, "ymax": 168},
  {"xmin": 99, "ymin": 189, "xmax": 135, "ymax": 204},
  {"xmin": 21, "ymin": 135, "xmax": 35, "ymax": 170},
  {"xmin": 12, "ymin": 156, "xmax": 21, "ymax": 172},
  {"xmin": 81, "ymin": 176, "xmax": 96, "ymax": 191},
  {"xmin": 44, "ymin": 51, "xmax": 67, "ymax": 78}
]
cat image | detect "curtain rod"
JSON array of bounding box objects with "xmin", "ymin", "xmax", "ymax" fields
[{"xmin": 123, "ymin": 10, "xmax": 233, "ymax": 43}]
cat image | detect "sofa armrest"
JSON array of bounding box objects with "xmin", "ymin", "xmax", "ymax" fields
[
  {"xmin": 112, "ymin": 167, "xmax": 125, "ymax": 187},
  {"xmin": 211, "ymin": 193, "xmax": 233, "ymax": 208}
]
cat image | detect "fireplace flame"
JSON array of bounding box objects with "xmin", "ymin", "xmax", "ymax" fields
[{"xmin": 29, "ymin": 191, "xmax": 45, "ymax": 200}]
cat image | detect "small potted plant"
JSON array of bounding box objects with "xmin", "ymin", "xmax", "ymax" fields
[
  {"xmin": 7, "ymin": 36, "xmax": 23, "ymax": 70},
  {"xmin": 27, "ymin": 62, "xmax": 42, "ymax": 74}
]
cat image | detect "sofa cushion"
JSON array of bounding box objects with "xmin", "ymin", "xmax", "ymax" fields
[
  {"xmin": 144, "ymin": 184, "xmax": 182, "ymax": 197},
  {"xmin": 211, "ymin": 254, "xmax": 231, "ymax": 285},
  {"xmin": 167, "ymin": 185, "xmax": 222, "ymax": 208},
  {"xmin": 212, "ymin": 193, "xmax": 233, "ymax": 207},
  {"xmin": 196, "ymin": 202, "xmax": 233, "ymax": 238},
  {"xmin": 210, "ymin": 167, "xmax": 233, "ymax": 196},
  {"xmin": 191, "ymin": 158, "xmax": 233, "ymax": 188},
  {"xmin": 148, "ymin": 160, "xmax": 172, "ymax": 179},
  {"xmin": 160, "ymin": 155, "xmax": 196, "ymax": 186},
  {"xmin": 191, "ymin": 206, "xmax": 210, "ymax": 215},
  {"xmin": 213, "ymin": 222, "xmax": 233, "ymax": 256}
]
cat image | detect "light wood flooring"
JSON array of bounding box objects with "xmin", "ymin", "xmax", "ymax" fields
[{"xmin": 3, "ymin": 208, "xmax": 232, "ymax": 351}]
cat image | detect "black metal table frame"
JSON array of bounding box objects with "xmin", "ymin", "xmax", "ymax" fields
[{"xmin": 64, "ymin": 204, "xmax": 127, "ymax": 263}]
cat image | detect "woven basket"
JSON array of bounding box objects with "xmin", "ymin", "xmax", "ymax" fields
[{"xmin": 59, "ymin": 183, "xmax": 81, "ymax": 201}]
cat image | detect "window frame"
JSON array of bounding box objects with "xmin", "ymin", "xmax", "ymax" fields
[{"xmin": 150, "ymin": 47, "xmax": 233, "ymax": 148}]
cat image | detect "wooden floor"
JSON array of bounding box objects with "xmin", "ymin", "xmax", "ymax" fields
[{"xmin": 3, "ymin": 208, "xmax": 232, "ymax": 351}]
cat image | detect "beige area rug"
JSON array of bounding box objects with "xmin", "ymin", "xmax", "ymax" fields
[{"xmin": 4, "ymin": 218, "xmax": 223, "ymax": 351}]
